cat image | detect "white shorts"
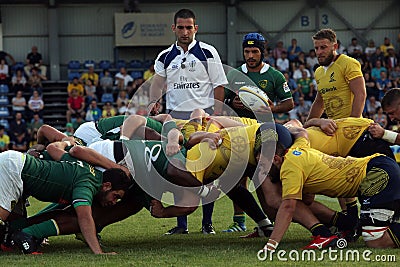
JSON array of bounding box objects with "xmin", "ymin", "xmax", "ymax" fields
[
  {"xmin": 0, "ymin": 151, "xmax": 26, "ymax": 212},
  {"xmin": 74, "ymin": 122, "xmax": 102, "ymax": 146},
  {"xmin": 88, "ymin": 139, "xmax": 116, "ymax": 172}
]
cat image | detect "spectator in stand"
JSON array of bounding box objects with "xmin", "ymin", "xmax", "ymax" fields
[
  {"xmin": 283, "ymin": 72, "xmax": 299, "ymax": 105},
  {"xmin": 347, "ymin": 37, "xmax": 363, "ymax": 57},
  {"xmin": 11, "ymin": 90, "xmax": 26, "ymax": 117},
  {"xmin": 24, "ymin": 46, "xmax": 47, "ymax": 78},
  {"xmin": 298, "ymin": 70, "xmax": 315, "ymax": 105},
  {"xmin": 364, "ymin": 72, "xmax": 378, "ymax": 99},
  {"xmin": 0, "ymin": 125, "xmax": 10, "ymax": 152},
  {"xmin": 352, "ymin": 48, "xmax": 369, "ymax": 73},
  {"xmin": 66, "ymin": 88, "xmax": 85, "ymax": 123},
  {"xmin": 371, "ymin": 60, "xmax": 387, "ymax": 80},
  {"xmin": 389, "ymin": 65, "xmax": 400, "ymax": 87},
  {"xmin": 115, "ymin": 67, "xmax": 133, "ymax": 90},
  {"xmin": 291, "ymin": 51, "xmax": 307, "ymax": 72},
  {"xmin": 64, "ymin": 122, "xmax": 75, "ymax": 137},
  {"xmin": 27, "ymin": 89, "xmax": 44, "ymax": 120},
  {"xmin": 385, "ymin": 47, "xmax": 399, "ymax": 72},
  {"xmin": 364, "ymin": 39, "xmax": 377, "ymax": 60},
  {"xmin": 84, "ymin": 78, "xmax": 97, "ymax": 105},
  {"xmin": 272, "ymin": 40, "xmax": 286, "ymax": 60},
  {"xmin": 101, "ymin": 101, "xmax": 117, "ymax": 118},
  {"xmin": 8, "ymin": 112, "xmax": 28, "ymax": 152},
  {"xmin": 79, "ymin": 65, "xmax": 99, "ymax": 87},
  {"xmin": 27, "ymin": 67, "xmax": 46, "ymax": 95},
  {"xmin": 336, "ymin": 39, "xmax": 347, "ymax": 54},
  {"xmin": 287, "ymin": 38, "xmax": 303, "ymax": 62},
  {"xmin": 0, "ymin": 58, "xmax": 9, "ymax": 84},
  {"xmin": 295, "ymin": 96, "xmax": 311, "ymax": 124},
  {"xmin": 292, "ymin": 63, "xmax": 311, "ymax": 81},
  {"xmin": 116, "ymin": 90, "xmax": 130, "ymax": 114},
  {"xmin": 67, "ymin": 76, "xmax": 84, "ymax": 97},
  {"xmin": 143, "ymin": 63, "xmax": 155, "ymax": 81},
  {"xmin": 264, "ymin": 48, "xmax": 276, "ymax": 67},
  {"xmin": 373, "ymin": 106, "xmax": 388, "ymax": 128},
  {"xmin": 380, "ymin": 37, "xmax": 395, "ymax": 57},
  {"xmin": 85, "ymin": 99, "xmax": 102, "ymax": 122},
  {"xmin": 28, "ymin": 112, "xmax": 43, "ymax": 138},
  {"xmin": 306, "ymin": 49, "xmax": 319, "ymax": 75},
  {"xmin": 72, "ymin": 113, "xmax": 85, "ymax": 131},
  {"xmin": 100, "ymin": 69, "xmax": 114, "ymax": 93},
  {"xmin": 369, "ymin": 47, "xmax": 386, "ymax": 68},
  {"xmin": 376, "ymin": 70, "xmax": 392, "ymax": 100},
  {"xmin": 11, "ymin": 69, "xmax": 27, "ymax": 93},
  {"xmin": 276, "ymin": 50, "xmax": 290, "ymax": 73},
  {"xmin": 365, "ymin": 95, "xmax": 381, "ymax": 118},
  {"xmin": 0, "ymin": 50, "xmax": 16, "ymax": 66}
]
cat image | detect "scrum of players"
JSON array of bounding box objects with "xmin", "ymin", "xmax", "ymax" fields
[{"xmin": 2, "ymin": 90, "xmax": 400, "ymax": 254}]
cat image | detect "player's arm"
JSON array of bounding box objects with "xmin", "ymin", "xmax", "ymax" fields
[
  {"xmin": 303, "ymin": 118, "xmax": 338, "ymax": 136},
  {"xmin": 263, "ymin": 198, "xmax": 297, "ymax": 251},
  {"xmin": 213, "ymin": 85, "xmax": 225, "ymax": 115},
  {"xmin": 287, "ymin": 126, "xmax": 308, "ymax": 140},
  {"xmin": 69, "ymin": 145, "xmax": 129, "ymax": 175},
  {"xmin": 185, "ymin": 131, "xmax": 221, "ymax": 150},
  {"xmin": 148, "ymin": 74, "xmax": 166, "ymax": 114},
  {"xmin": 369, "ymin": 122, "xmax": 400, "ymax": 145},
  {"xmin": 207, "ymin": 116, "xmax": 245, "ymax": 129},
  {"xmin": 306, "ymin": 92, "xmax": 324, "ymax": 120},
  {"xmin": 46, "ymin": 141, "xmax": 70, "ymax": 160},
  {"xmin": 37, "ymin": 124, "xmax": 68, "ymax": 145},
  {"xmin": 165, "ymin": 128, "xmax": 183, "ymax": 156},
  {"xmin": 75, "ymin": 205, "xmax": 111, "ymax": 254},
  {"xmin": 349, "ymin": 76, "xmax": 367, "ymax": 117},
  {"xmin": 270, "ymin": 98, "xmax": 294, "ymax": 113}
]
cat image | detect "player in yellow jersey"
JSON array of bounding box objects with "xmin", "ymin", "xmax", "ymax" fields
[
  {"xmin": 306, "ymin": 28, "xmax": 367, "ymax": 215},
  {"xmin": 307, "ymin": 28, "xmax": 366, "ymax": 121},
  {"xmin": 257, "ymin": 123, "xmax": 400, "ymax": 252}
]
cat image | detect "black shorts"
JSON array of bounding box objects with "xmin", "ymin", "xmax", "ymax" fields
[
  {"xmin": 348, "ymin": 131, "xmax": 395, "ymax": 160},
  {"xmin": 359, "ymin": 156, "xmax": 400, "ymax": 211}
]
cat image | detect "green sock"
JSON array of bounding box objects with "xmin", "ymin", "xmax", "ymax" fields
[
  {"xmin": 233, "ymin": 214, "xmax": 246, "ymax": 224},
  {"xmin": 22, "ymin": 219, "xmax": 59, "ymax": 240}
]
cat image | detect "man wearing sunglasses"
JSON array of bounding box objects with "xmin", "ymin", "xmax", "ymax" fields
[{"xmin": 150, "ymin": 8, "xmax": 228, "ymax": 236}]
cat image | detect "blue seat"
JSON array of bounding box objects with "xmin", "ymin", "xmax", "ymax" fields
[
  {"xmin": 130, "ymin": 71, "xmax": 143, "ymax": 79},
  {"xmin": 129, "ymin": 59, "xmax": 143, "ymax": 69},
  {"xmin": 67, "ymin": 60, "xmax": 81, "ymax": 70},
  {"xmin": 143, "ymin": 59, "xmax": 154, "ymax": 69},
  {"xmin": 0, "ymin": 107, "xmax": 9, "ymax": 118},
  {"xmin": 0, "ymin": 119, "xmax": 9, "ymax": 130},
  {"xmin": 99, "ymin": 60, "xmax": 112, "ymax": 70},
  {"xmin": 0, "ymin": 84, "xmax": 9, "ymax": 94},
  {"xmin": 101, "ymin": 93, "xmax": 114, "ymax": 103},
  {"xmin": 115, "ymin": 60, "xmax": 127, "ymax": 69},
  {"xmin": 68, "ymin": 71, "xmax": 81, "ymax": 81},
  {"xmin": 83, "ymin": 60, "xmax": 96, "ymax": 69},
  {"xmin": 0, "ymin": 96, "xmax": 9, "ymax": 106},
  {"xmin": 11, "ymin": 62, "xmax": 25, "ymax": 72}
]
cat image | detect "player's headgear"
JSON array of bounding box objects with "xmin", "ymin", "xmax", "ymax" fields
[
  {"xmin": 254, "ymin": 122, "xmax": 293, "ymax": 157},
  {"xmin": 242, "ymin": 33, "xmax": 266, "ymax": 53}
]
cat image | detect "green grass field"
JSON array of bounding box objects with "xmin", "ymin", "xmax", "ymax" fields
[{"xmin": 1, "ymin": 196, "xmax": 399, "ymax": 266}]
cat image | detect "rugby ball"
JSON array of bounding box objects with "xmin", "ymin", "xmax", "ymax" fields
[{"xmin": 238, "ymin": 85, "xmax": 270, "ymax": 110}]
